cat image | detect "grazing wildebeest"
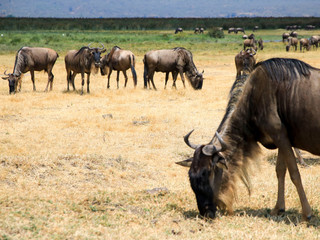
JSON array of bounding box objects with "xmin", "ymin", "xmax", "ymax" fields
[
  {"xmin": 175, "ymin": 28, "xmax": 183, "ymax": 34},
  {"xmin": 199, "ymin": 28, "xmax": 204, "ymax": 34},
  {"xmin": 234, "ymin": 48, "xmax": 256, "ymax": 77},
  {"xmin": 300, "ymin": 38, "xmax": 311, "ymax": 52},
  {"xmin": 100, "ymin": 46, "xmax": 137, "ymax": 89},
  {"xmin": 143, "ymin": 47, "xmax": 204, "ymax": 90},
  {"xmin": 1, "ymin": 47, "xmax": 58, "ymax": 94},
  {"xmin": 286, "ymin": 37, "xmax": 298, "ymax": 52},
  {"xmin": 309, "ymin": 36, "xmax": 320, "ymax": 50},
  {"xmin": 258, "ymin": 38, "xmax": 264, "ymax": 50},
  {"xmin": 253, "ymin": 26, "xmax": 259, "ymax": 32},
  {"xmin": 243, "ymin": 38, "xmax": 257, "ymax": 51},
  {"xmin": 177, "ymin": 58, "xmax": 320, "ymax": 220},
  {"xmin": 194, "ymin": 28, "xmax": 200, "ymax": 34},
  {"xmin": 235, "ymin": 28, "xmax": 245, "ymax": 34},
  {"xmin": 65, "ymin": 43, "xmax": 106, "ymax": 95},
  {"xmin": 282, "ymin": 33, "xmax": 290, "ymax": 42},
  {"xmin": 228, "ymin": 28, "xmax": 235, "ymax": 34}
]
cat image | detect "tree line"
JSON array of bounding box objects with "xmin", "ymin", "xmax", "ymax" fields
[{"xmin": 0, "ymin": 17, "xmax": 320, "ymax": 31}]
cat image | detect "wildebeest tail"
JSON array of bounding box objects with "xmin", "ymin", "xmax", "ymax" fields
[
  {"xmin": 129, "ymin": 55, "xmax": 137, "ymax": 87},
  {"xmin": 143, "ymin": 55, "xmax": 148, "ymax": 89}
]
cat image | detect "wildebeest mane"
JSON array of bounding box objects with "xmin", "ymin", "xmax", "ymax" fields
[
  {"xmin": 13, "ymin": 47, "xmax": 28, "ymax": 74},
  {"xmin": 254, "ymin": 58, "xmax": 319, "ymax": 84},
  {"xmin": 75, "ymin": 46, "xmax": 90, "ymax": 56}
]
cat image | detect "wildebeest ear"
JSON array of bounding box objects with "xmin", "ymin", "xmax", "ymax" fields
[
  {"xmin": 216, "ymin": 157, "xmax": 228, "ymax": 170},
  {"xmin": 101, "ymin": 49, "xmax": 107, "ymax": 53},
  {"xmin": 175, "ymin": 158, "xmax": 193, "ymax": 167},
  {"xmin": 202, "ymin": 144, "xmax": 215, "ymax": 156}
]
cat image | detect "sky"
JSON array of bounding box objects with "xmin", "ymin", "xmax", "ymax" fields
[{"xmin": 1, "ymin": 0, "xmax": 320, "ymax": 18}]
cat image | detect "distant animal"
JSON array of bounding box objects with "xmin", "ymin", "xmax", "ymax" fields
[
  {"xmin": 258, "ymin": 38, "xmax": 264, "ymax": 50},
  {"xmin": 100, "ymin": 46, "xmax": 137, "ymax": 89},
  {"xmin": 309, "ymin": 36, "xmax": 320, "ymax": 50},
  {"xmin": 234, "ymin": 48, "xmax": 256, "ymax": 77},
  {"xmin": 242, "ymin": 35, "xmax": 248, "ymax": 39},
  {"xmin": 235, "ymin": 28, "xmax": 245, "ymax": 34},
  {"xmin": 143, "ymin": 47, "xmax": 204, "ymax": 90},
  {"xmin": 228, "ymin": 28, "xmax": 235, "ymax": 34},
  {"xmin": 199, "ymin": 28, "xmax": 204, "ymax": 34},
  {"xmin": 1, "ymin": 47, "xmax": 58, "ymax": 94},
  {"xmin": 64, "ymin": 43, "xmax": 106, "ymax": 95},
  {"xmin": 194, "ymin": 28, "xmax": 200, "ymax": 34},
  {"xmin": 305, "ymin": 25, "xmax": 315, "ymax": 30},
  {"xmin": 253, "ymin": 26, "xmax": 259, "ymax": 32},
  {"xmin": 243, "ymin": 38, "xmax": 257, "ymax": 51},
  {"xmin": 175, "ymin": 28, "xmax": 183, "ymax": 34},
  {"xmin": 300, "ymin": 38, "xmax": 311, "ymax": 52},
  {"xmin": 290, "ymin": 31, "xmax": 298, "ymax": 38},
  {"xmin": 177, "ymin": 58, "xmax": 320, "ymax": 221},
  {"xmin": 282, "ymin": 33, "xmax": 290, "ymax": 42},
  {"xmin": 248, "ymin": 33, "xmax": 255, "ymax": 40},
  {"xmin": 286, "ymin": 37, "xmax": 298, "ymax": 52}
]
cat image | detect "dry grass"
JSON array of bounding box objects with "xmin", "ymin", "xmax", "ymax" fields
[{"xmin": 1, "ymin": 39, "xmax": 320, "ymax": 239}]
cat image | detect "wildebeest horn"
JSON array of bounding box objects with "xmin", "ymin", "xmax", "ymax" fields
[
  {"xmin": 184, "ymin": 129, "xmax": 200, "ymax": 149},
  {"xmin": 175, "ymin": 157, "xmax": 193, "ymax": 167},
  {"xmin": 4, "ymin": 70, "xmax": 9, "ymax": 76},
  {"xmin": 88, "ymin": 42, "xmax": 94, "ymax": 49},
  {"xmin": 99, "ymin": 42, "xmax": 105, "ymax": 50},
  {"xmin": 250, "ymin": 48, "xmax": 257, "ymax": 56},
  {"xmin": 215, "ymin": 132, "xmax": 227, "ymax": 152}
]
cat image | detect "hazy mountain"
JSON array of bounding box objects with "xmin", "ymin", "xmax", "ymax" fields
[{"xmin": 1, "ymin": 0, "xmax": 320, "ymax": 18}]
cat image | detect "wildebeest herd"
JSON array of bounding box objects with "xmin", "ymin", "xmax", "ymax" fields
[{"xmin": 2, "ymin": 28, "xmax": 320, "ymax": 222}]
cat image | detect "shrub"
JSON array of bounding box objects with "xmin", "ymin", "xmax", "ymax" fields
[{"xmin": 208, "ymin": 28, "xmax": 224, "ymax": 39}]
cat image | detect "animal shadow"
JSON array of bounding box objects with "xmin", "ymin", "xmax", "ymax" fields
[{"xmin": 235, "ymin": 207, "xmax": 320, "ymax": 227}]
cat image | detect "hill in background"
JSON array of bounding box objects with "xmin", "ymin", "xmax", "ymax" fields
[{"xmin": 1, "ymin": 0, "xmax": 320, "ymax": 18}]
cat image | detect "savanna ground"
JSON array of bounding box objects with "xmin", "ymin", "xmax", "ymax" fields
[{"xmin": 1, "ymin": 29, "xmax": 320, "ymax": 239}]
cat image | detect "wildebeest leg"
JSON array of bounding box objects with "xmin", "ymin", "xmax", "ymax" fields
[
  {"xmin": 30, "ymin": 70, "xmax": 36, "ymax": 91},
  {"xmin": 178, "ymin": 69, "xmax": 186, "ymax": 88},
  {"xmin": 149, "ymin": 71, "xmax": 157, "ymax": 90},
  {"xmin": 71, "ymin": 73, "xmax": 76, "ymax": 91},
  {"xmin": 123, "ymin": 71, "xmax": 128, "ymax": 88},
  {"xmin": 294, "ymin": 148, "xmax": 307, "ymax": 166},
  {"xmin": 107, "ymin": 70, "xmax": 112, "ymax": 89},
  {"xmin": 271, "ymin": 150, "xmax": 287, "ymax": 216},
  {"xmin": 80, "ymin": 72, "xmax": 85, "ymax": 95},
  {"xmin": 271, "ymin": 126, "xmax": 312, "ymax": 220},
  {"xmin": 116, "ymin": 71, "xmax": 120, "ymax": 89},
  {"xmin": 66, "ymin": 70, "xmax": 71, "ymax": 91},
  {"xmin": 164, "ymin": 72, "xmax": 169, "ymax": 89},
  {"xmin": 45, "ymin": 71, "xmax": 54, "ymax": 92},
  {"xmin": 172, "ymin": 71, "xmax": 178, "ymax": 89},
  {"xmin": 86, "ymin": 73, "xmax": 90, "ymax": 93}
]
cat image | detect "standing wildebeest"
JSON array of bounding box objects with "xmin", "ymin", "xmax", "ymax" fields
[
  {"xmin": 282, "ymin": 33, "xmax": 290, "ymax": 42},
  {"xmin": 177, "ymin": 58, "xmax": 320, "ymax": 220},
  {"xmin": 286, "ymin": 37, "xmax": 298, "ymax": 52},
  {"xmin": 65, "ymin": 43, "xmax": 106, "ymax": 95},
  {"xmin": 243, "ymin": 38, "xmax": 257, "ymax": 51},
  {"xmin": 309, "ymin": 35, "xmax": 320, "ymax": 50},
  {"xmin": 300, "ymin": 38, "xmax": 311, "ymax": 52},
  {"xmin": 194, "ymin": 28, "xmax": 200, "ymax": 34},
  {"xmin": 100, "ymin": 46, "xmax": 137, "ymax": 89},
  {"xmin": 234, "ymin": 48, "xmax": 256, "ymax": 77},
  {"xmin": 143, "ymin": 47, "xmax": 204, "ymax": 90},
  {"xmin": 1, "ymin": 47, "xmax": 58, "ymax": 94},
  {"xmin": 199, "ymin": 28, "xmax": 204, "ymax": 34},
  {"xmin": 175, "ymin": 28, "xmax": 183, "ymax": 34},
  {"xmin": 290, "ymin": 31, "xmax": 298, "ymax": 38},
  {"xmin": 253, "ymin": 26, "xmax": 259, "ymax": 32},
  {"xmin": 258, "ymin": 38, "xmax": 264, "ymax": 50}
]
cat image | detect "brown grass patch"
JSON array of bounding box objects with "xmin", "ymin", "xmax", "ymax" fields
[{"xmin": 1, "ymin": 43, "xmax": 320, "ymax": 239}]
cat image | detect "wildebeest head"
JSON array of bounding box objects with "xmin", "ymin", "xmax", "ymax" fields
[
  {"xmin": 88, "ymin": 42, "xmax": 106, "ymax": 68},
  {"xmin": 2, "ymin": 70, "xmax": 21, "ymax": 94},
  {"xmin": 186, "ymin": 70, "xmax": 204, "ymax": 90},
  {"xmin": 176, "ymin": 130, "xmax": 228, "ymax": 218},
  {"xmin": 241, "ymin": 49, "xmax": 256, "ymax": 74}
]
